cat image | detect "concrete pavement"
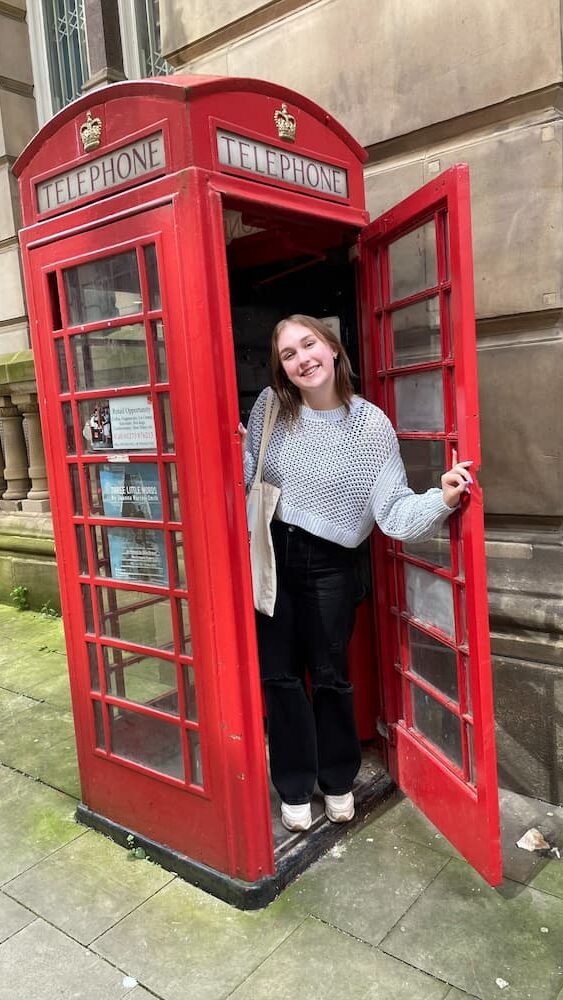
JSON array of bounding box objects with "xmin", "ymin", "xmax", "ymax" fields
[{"xmin": 1, "ymin": 602, "xmax": 563, "ymax": 1000}]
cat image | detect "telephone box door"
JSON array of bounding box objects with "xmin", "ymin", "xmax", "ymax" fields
[
  {"xmin": 26, "ymin": 197, "xmax": 273, "ymax": 882},
  {"xmin": 358, "ymin": 166, "xmax": 502, "ymax": 885}
]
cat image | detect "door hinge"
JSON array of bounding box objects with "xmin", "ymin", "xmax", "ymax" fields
[{"xmin": 376, "ymin": 719, "xmax": 396, "ymax": 745}]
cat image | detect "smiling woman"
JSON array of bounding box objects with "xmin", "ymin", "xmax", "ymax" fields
[{"xmin": 243, "ymin": 314, "xmax": 472, "ymax": 832}]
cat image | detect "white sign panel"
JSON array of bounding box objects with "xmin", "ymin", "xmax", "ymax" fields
[
  {"xmin": 36, "ymin": 132, "xmax": 165, "ymax": 213},
  {"xmin": 108, "ymin": 396, "xmax": 157, "ymax": 451},
  {"xmin": 216, "ymin": 129, "xmax": 348, "ymax": 199}
]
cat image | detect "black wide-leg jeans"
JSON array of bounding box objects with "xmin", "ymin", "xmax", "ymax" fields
[{"xmin": 255, "ymin": 521, "xmax": 362, "ymax": 805}]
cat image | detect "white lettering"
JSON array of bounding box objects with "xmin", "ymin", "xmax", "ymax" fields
[
  {"xmin": 216, "ymin": 129, "xmax": 348, "ymax": 199},
  {"xmin": 36, "ymin": 132, "xmax": 166, "ymax": 214}
]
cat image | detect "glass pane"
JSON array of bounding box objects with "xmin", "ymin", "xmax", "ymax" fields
[
  {"xmin": 468, "ymin": 724, "xmax": 476, "ymax": 784},
  {"xmin": 464, "ymin": 656, "xmax": 472, "ymax": 714},
  {"xmin": 109, "ymin": 706, "xmax": 183, "ymax": 779},
  {"xmin": 408, "ymin": 624, "xmax": 458, "ymax": 701},
  {"xmin": 144, "ymin": 245, "xmax": 162, "ymax": 310},
  {"xmin": 87, "ymin": 462, "xmax": 162, "ymax": 519},
  {"xmin": 92, "ymin": 524, "xmax": 168, "ymax": 586},
  {"xmin": 411, "ymin": 684, "xmax": 462, "ymax": 768},
  {"xmin": 92, "ymin": 700, "xmax": 105, "ymax": 749},
  {"xmin": 87, "ymin": 643, "xmax": 100, "ymax": 691},
  {"xmin": 403, "ymin": 523, "xmax": 451, "ymax": 570},
  {"xmin": 395, "ymin": 370, "xmax": 444, "ymax": 432},
  {"xmin": 151, "ymin": 321, "xmax": 168, "ymax": 381},
  {"xmin": 91, "ymin": 525, "xmax": 111, "ymax": 577},
  {"xmin": 103, "ymin": 647, "xmax": 178, "ymax": 715},
  {"xmin": 389, "ymin": 221, "xmax": 437, "ymax": 301},
  {"xmin": 69, "ymin": 464, "xmax": 83, "ymax": 514},
  {"xmin": 172, "ymin": 533, "xmax": 187, "ymax": 590},
  {"xmin": 166, "ymin": 464, "xmax": 181, "ymax": 520},
  {"xmin": 391, "ymin": 297, "xmax": 441, "ymax": 367},
  {"xmin": 47, "ymin": 272, "xmax": 62, "ymax": 330},
  {"xmin": 62, "ymin": 402, "xmax": 76, "ymax": 454},
  {"xmin": 64, "ymin": 251, "xmax": 141, "ymax": 325},
  {"xmin": 82, "ymin": 584, "xmax": 94, "ymax": 632},
  {"xmin": 400, "ymin": 438, "xmax": 445, "ymax": 493},
  {"xmin": 159, "ymin": 393, "xmax": 175, "ymax": 451},
  {"xmin": 405, "ymin": 563, "xmax": 455, "ymax": 638},
  {"xmin": 75, "ymin": 524, "xmax": 88, "ymax": 575},
  {"xmin": 98, "ymin": 587, "xmax": 173, "ymax": 651},
  {"xmin": 79, "ymin": 396, "xmax": 157, "ymax": 453},
  {"xmin": 184, "ymin": 664, "xmax": 198, "ymax": 722},
  {"xmin": 188, "ymin": 730, "xmax": 203, "ymax": 786},
  {"xmin": 71, "ymin": 325, "xmax": 149, "ymax": 391},
  {"xmin": 177, "ymin": 599, "xmax": 192, "ymax": 655},
  {"xmin": 56, "ymin": 340, "xmax": 69, "ymax": 392}
]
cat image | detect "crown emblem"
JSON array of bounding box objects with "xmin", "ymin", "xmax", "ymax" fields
[
  {"xmin": 274, "ymin": 103, "xmax": 296, "ymax": 143},
  {"xmin": 80, "ymin": 110, "xmax": 102, "ymax": 152}
]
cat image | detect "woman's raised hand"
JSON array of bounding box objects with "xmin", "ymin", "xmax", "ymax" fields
[
  {"xmin": 441, "ymin": 450, "xmax": 473, "ymax": 508},
  {"xmin": 237, "ymin": 422, "xmax": 247, "ymax": 445}
]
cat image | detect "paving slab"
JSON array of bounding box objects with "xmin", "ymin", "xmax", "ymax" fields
[
  {"xmin": 445, "ymin": 991, "xmax": 479, "ymax": 999},
  {"xmin": 5, "ymin": 829, "xmax": 175, "ymax": 945},
  {"xmin": 30, "ymin": 734, "xmax": 81, "ymax": 798},
  {"xmin": 93, "ymin": 876, "xmax": 304, "ymax": 1000},
  {"xmin": 366, "ymin": 793, "xmax": 462, "ymax": 859},
  {"xmin": 0, "ymin": 688, "xmax": 37, "ymax": 722},
  {"xmin": 229, "ymin": 915, "xmax": 450, "ymax": 1000},
  {"xmin": 0, "ymin": 768, "xmax": 84, "ymax": 885},
  {"xmin": 381, "ymin": 857, "xmax": 563, "ymax": 1000},
  {"xmin": 0, "ymin": 891, "xmax": 35, "ymax": 944},
  {"xmin": 0, "ymin": 651, "xmax": 68, "ymax": 695},
  {"xmin": 283, "ymin": 820, "xmax": 448, "ymax": 946},
  {"xmin": 25, "ymin": 669, "xmax": 72, "ymax": 711},
  {"xmin": 0, "ymin": 700, "xmax": 74, "ymax": 769},
  {"xmin": 0, "ymin": 919, "xmax": 142, "ymax": 1000},
  {"xmin": 499, "ymin": 788, "xmax": 563, "ymax": 897}
]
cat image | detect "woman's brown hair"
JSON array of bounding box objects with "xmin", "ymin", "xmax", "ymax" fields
[{"xmin": 271, "ymin": 314, "xmax": 355, "ymax": 420}]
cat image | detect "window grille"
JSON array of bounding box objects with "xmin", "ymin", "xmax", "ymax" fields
[
  {"xmin": 42, "ymin": 0, "xmax": 90, "ymax": 112},
  {"xmin": 134, "ymin": 0, "xmax": 173, "ymax": 76}
]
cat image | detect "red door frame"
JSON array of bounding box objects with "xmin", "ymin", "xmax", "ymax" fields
[{"xmin": 358, "ymin": 165, "xmax": 502, "ymax": 886}]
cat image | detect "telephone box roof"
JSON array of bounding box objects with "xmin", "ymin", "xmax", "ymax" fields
[{"xmin": 13, "ymin": 75, "xmax": 367, "ymax": 177}]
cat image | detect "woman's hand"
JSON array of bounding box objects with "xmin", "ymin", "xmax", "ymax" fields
[
  {"xmin": 237, "ymin": 422, "xmax": 247, "ymax": 445},
  {"xmin": 441, "ymin": 451, "xmax": 473, "ymax": 508}
]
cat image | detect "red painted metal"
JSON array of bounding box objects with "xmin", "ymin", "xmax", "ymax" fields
[
  {"xmin": 14, "ymin": 77, "xmax": 369, "ymax": 885},
  {"xmin": 358, "ymin": 165, "xmax": 502, "ymax": 886}
]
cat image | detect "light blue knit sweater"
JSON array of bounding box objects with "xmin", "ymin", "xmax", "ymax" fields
[{"xmin": 244, "ymin": 388, "xmax": 452, "ymax": 549}]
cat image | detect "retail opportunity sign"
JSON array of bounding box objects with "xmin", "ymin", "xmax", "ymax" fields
[{"xmin": 216, "ymin": 129, "xmax": 348, "ymax": 199}]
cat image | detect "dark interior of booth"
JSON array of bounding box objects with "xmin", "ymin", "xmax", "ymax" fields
[
  {"xmin": 222, "ymin": 202, "xmax": 389, "ymax": 859},
  {"xmin": 223, "ymin": 204, "xmax": 360, "ymax": 423}
]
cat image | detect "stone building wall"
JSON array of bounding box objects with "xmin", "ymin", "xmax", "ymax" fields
[
  {"xmin": 0, "ymin": 0, "xmax": 36, "ymax": 355},
  {"xmin": 160, "ymin": 0, "xmax": 563, "ymax": 800}
]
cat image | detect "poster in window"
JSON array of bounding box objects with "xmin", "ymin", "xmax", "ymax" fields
[
  {"xmin": 99, "ymin": 464, "xmax": 162, "ymax": 520},
  {"xmin": 82, "ymin": 395, "xmax": 157, "ymax": 452},
  {"xmin": 109, "ymin": 395, "xmax": 157, "ymax": 450},
  {"xmin": 106, "ymin": 526, "xmax": 168, "ymax": 587}
]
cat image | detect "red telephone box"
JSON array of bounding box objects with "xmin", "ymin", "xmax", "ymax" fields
[{"xmin": 13, "ymin": 75, "xmax": 501, "ymax": 908}]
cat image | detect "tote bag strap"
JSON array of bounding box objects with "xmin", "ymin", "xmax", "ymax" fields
[{"xmin": 255, "ymin": 388, "xmax": 280, "ymax": 484}]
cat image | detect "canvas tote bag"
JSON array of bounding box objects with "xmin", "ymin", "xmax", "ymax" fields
[{"xmin": 246, "ymin": 388, "xmax": 281, "ymax": 616}]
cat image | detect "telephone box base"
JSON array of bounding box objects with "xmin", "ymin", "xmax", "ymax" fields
[{"xmin": 76, "ymin": 769, "xmax": 395, "ymax": 910}]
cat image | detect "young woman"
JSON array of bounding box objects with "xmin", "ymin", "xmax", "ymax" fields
[{"xmin": 241, "ymin": 315, "xmax": 472, "ymax": 833}]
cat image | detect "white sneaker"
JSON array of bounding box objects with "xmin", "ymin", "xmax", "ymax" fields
[
  {"xmin": 281, "ymin": 801, "xmax": 312, "ymax": 832},
  {"xmin": 324, "ymin": 792, "xmax": 355, "ymax": 823}
]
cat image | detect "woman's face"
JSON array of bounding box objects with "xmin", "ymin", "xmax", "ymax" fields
[{"xmin": 276, "ymin": 321, "xmax": 337, "ymax": 397}]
